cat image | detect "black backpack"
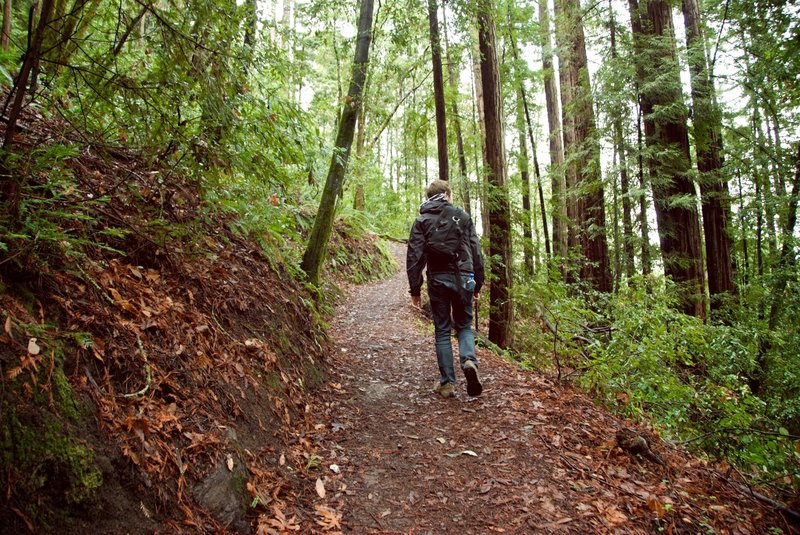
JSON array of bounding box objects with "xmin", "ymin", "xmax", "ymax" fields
[{"xmin": 425, "ymin": 204, "xmax": 465, "ymax": 265}]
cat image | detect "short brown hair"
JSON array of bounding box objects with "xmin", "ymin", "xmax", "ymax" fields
[{"xmin": 425, "ymin": 179, "xmax": 451, "ymax": 199}]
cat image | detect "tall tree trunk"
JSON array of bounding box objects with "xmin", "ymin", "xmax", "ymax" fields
[
  {"xmin": 1, "ymin": 0, "xmax": 55, "ymax": 221},
  {"xmin": 471, "ymin": 43, "xmax": 489, "ymax": 235},
  {"xmin": 554, "ymin": 0, "xmax": 612, "ymax": 293},
  {"xmin": 609, "ymin": 2, "xmax": 635, "ymax": 279},
  {"xmin": 509, "ymin": 24, "xmax": 551, "ymax": 263},
  {"xmin": 636, "ymin": 99, "xmax": 651, "ymax": 276},
  {"xmin": 616, "ymin": 135, "xmax": 635, "ymax": 280},
  {"xmin": 428, "ymin": 0, "xmax": 449, "ymax": 182},
  {"xmin": 1, "ymin": 0, "xmax": 10, "ymax": 51},
  {"xmin": 538, "ymin": 0, "xmax": 568, "ymax": 267},
  {"xmin": 38, "ymin": 0, "xmax": 103, "ymax": 85},
  {"xmin": 353, "ymin": 107, "xmax": 367, "ymax": 210},
  {"xmin": 735, "ymin": 172, "xmax": 749, "ymax": 284},
  {"xmin": 478, "ymin": 1, "xmax": 513, "ymax": 348},
  {"xmin": 612, "ymin": 147, "xmax": 622, "ymax": 290},
  {"xmin": 442, "ymin": 6, "xmax": 470, "ymax": 213},
  {"xmin": 753, "ymin": 100, "xmax": 778, "ymax": 262},
  {"xmin": 516, "ymin": 89, "xmax": 535, "ymax": 277},
  {"xmin": 682, "ymin": 0, "xmax": 735, "ymax": 311},
  {"xmin": 301, "ymin": 0, "xmax": 374, "ymax": 285},
  {"xmin": 508, "ymin": 24, "xmax": 536, "ymax": 276},
  {"xmin": 629, "ymin": 0, "xmax": 705, "ymax": 317}
]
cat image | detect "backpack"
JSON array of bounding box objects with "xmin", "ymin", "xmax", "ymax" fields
[{"xmin": 425, "ymin": 204, "xmax": 465, "ymax": 265}]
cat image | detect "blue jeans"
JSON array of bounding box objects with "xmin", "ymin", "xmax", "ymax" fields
[{"xmin": 427, "ymin": 273, "xmax": 478, "ymax": 385}]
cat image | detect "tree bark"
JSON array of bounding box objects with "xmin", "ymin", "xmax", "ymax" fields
[
  {"xmin": 609, "ymin": 2, "xmax": 635, "ymax": 279},
  {"xmin": 301, "ymin": 0, "xmax": 374, "ymax": 285},
  {"xmin": 471, "ymin": 42, "xmax": 489, "ymax": 235},
  {"xmin": 538, "ymin": 0, "xmax": 568, "ymax": 267},
  {"xmin": 554, "ymin": 0, "xmax": 611, "ymax": 293},
  {"xmin": 636, "ymin": 99, "xmax": 652, "ymax": 275},
  {"xmin": 682, "ymin": 0, "xmax": 735, "ymax": 311},
  {"xmin": 516, "ymin": 88, "xmax": 535, "ymax": 277},
  {"xmin": 629, "ymin": 0, "xmax": 705, "ymax": 317},
  {"xmin": 478, "ymin": 1, "xmax": 513, "ymax": 348},
  {"xmin": 442, "ymin": 6, "xmax": 470, "ymax": 213},
  {"xmin": 1, "ymin": 0, "xmax": 55, "ymax": 221},
  {"xmin": 509, "ymin": 25, "xmax": 550, "ymax": 264},
  {"xmin": 353, "ymin": 106, "xmax": 366, "ymax": 210},
  {"xmin": 428, "ymin": 0, "xmax": 449, "ymax": 182},
  {"xmin": 1, "ymin": 0, "xmax": 10, "ymax": 51}
]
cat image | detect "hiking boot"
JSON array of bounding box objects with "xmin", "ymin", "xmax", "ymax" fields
[
  {"xmin": 433, "ymin": 380, "xmax": 455, "ymax": 398},
  {"xmin": 462, "ymin": 360, "xmax": 482, "ymax": 397}
]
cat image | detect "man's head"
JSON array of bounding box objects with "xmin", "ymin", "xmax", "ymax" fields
[{"xmin": 426, "ymin": 179, "xmax": 452, "ymax": 200}]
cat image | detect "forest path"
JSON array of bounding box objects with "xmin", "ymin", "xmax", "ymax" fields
[{"xmin": 312, "ymin": 242, "xmax": 781, "ymax": 534}]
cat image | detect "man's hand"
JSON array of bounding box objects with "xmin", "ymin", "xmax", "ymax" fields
[
  {"xmin": 411, "ymin": 295, "xmax": 421, "ymax": 309},
  {"xmin": 474, "ymin": 293, "xmax": 480, "ymax": 301}
]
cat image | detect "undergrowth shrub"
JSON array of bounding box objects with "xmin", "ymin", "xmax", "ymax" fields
[
  {"xmin": 516, "ymin": 278, "xmax": 800, "ymax": 497},
  {"xmin": 0, "ymin": 145, "xmax": 121, "ymax": 272}
]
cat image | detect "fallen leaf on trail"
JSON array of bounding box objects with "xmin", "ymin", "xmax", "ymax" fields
[
  {"xmin": 380, "ymin": 509, "xmax": 391, "ymax": 517},
  {"xmin": 647, "ymin": 497, "xmax": 665, "ymax": 517},
  {"xmin": 4, "ymin": 315, "xmax": 12, "ymax": 335},
  {"xmin": 226, "ymin": 454, "xmax": 234, "ymax": 471},
  {"xmin": 595, "ymin": 501, "xmax": 628, "ymax": 525},
  {"xmin": 316, "ymin": 478, "xmax": 326, "ymax": 498},
  {"xmin": 279, "ymin": 453, "xmax": 286, "ymax": 466},
  {"xmin": 27, "ymin": 338, "xmax": 40, "ymax": 355},
  {"xmin": 259, "ymin": 506, "xmax": 300, "ymax": 533},
  {"xmin": 329, "ymin": 464, "xmax": 340, "ymax": 474},
  {"xmin": 436, "ymin": 437, "xmax": 446, "ymax": 444},
  {"xmin": 462, "ymin": 450, "xmax": 478, "ymax": 457},
  {"xmin": 315, "ymin": 504, "xmax": 342, "ymax": 531}
]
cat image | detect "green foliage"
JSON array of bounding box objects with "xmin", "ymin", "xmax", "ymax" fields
[
  {"xmin": 0, "ymin": 145, "xmax": 121, "ymax": 270},
  {"xmin": 325, "ymin": 211, "xmax": 397, "ymax": 284},
  {"xmin": 516, "ymin": 278, "xmax": 800, "ymax": 495}
]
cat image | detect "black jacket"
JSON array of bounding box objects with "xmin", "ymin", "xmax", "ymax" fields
[{"xmin": 406, "ymin": 197, "xmax": 485, "ymax": 297}]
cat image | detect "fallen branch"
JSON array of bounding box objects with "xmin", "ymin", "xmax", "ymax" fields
[
  {"xmin": 122, "ymin": 336, "xmax": 151, "ymax": 398},
  {"xmin": 716, "ymin": 472, "xmax": 800, "ymax": 526}
]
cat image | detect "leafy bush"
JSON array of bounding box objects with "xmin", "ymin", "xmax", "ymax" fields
[{"xmin": 516, "ymin": 278, "xmax": 800, "ymax": 496}]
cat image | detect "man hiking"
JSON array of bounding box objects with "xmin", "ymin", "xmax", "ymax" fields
[{"xmin": 406, "ymin": 180, "xmax": 485, "ymax": 398}]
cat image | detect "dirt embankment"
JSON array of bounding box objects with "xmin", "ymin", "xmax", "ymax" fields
[{"xmin": 0, "ymin": 111, "xmax": 390, "ymax": 534}]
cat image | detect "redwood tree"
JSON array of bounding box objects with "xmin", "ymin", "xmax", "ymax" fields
[
  {"xmin": 538, "ymin": 0, "xmax": 568, "ymax": 266},
  {"xmin": 428, "ymin": 0, "xmax": 449, "ymax": 182},
  {"xmin": 629, "ymin": 0, "xmax": 706, "ymax": 317},
  {"xmin": 478, "ymin": 0, "xmax": 513, "ymax": 348},
  {"xmin": 682, "ymin": 0, "xmax": 735, "ymax": 310},
  {"xmin": 554, "ymin": 0, "xmax": 612, "ymax": 293}
]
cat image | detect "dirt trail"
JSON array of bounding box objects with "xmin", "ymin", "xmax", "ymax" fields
[{"xmin": 313, "ymin": 243, "xmax": 785, "ymax": 534}]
